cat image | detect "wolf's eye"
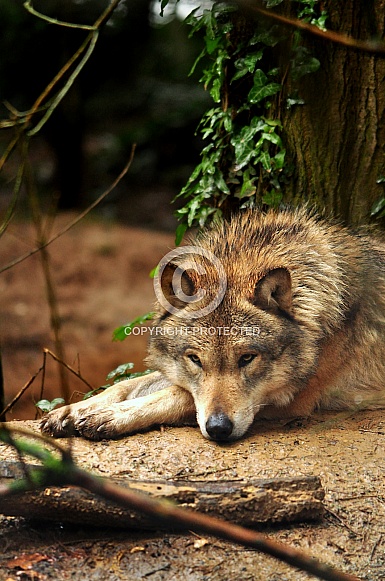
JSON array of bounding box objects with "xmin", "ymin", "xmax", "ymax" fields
[
  {"xmin": 188, "ymin": 354, "xmax": 202, "ymax": 367},
  {"xmin": 238, "ymin": 354, "xmax": 256, "ymax": 368}
]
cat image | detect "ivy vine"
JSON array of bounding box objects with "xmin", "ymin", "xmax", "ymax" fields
[{"xmin": 167, "ymin": 0, "xmax": 327, "ymax": 241}]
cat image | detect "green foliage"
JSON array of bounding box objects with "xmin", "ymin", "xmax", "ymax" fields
[
  {"xmin": 83, "ymin": 363, "xmax": 153, "ymax": 400},
  {"xmin": 106, "ymin": 362, "xmax": 134, "ymax": 381},
  {"xmin": 371, "ymin": 198, "xmax": 385, "ymax": 218},
  {"xmin": 112, "ymin": 311, "xmax": 155, "ymax": 342},
  {"xmin": 36, "ymin": 398, "xmax": 65, "ymax": 413},
  {"xmin": 371, "ymin": 177, "xmax": 385, "ymax": 218},
  {"xmin": 170, "ymin": 0, "xmax": 324, "ymax": 232}
]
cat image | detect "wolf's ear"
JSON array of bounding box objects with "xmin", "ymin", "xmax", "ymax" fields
[
  {"xmin": 159, "ymin": 262, "xmax": 197, "ymax": 310},
  {"xmin": 252, "ymin": 268, "xmax": 293, "ymax": 317}
]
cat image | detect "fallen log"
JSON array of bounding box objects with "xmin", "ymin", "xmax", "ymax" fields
[{"xmin": 0, "ymin": 461, "xmax": 324, "ymax": 528}]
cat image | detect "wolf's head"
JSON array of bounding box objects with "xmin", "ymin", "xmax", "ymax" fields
[{"xmin": 148, "ymin": 245, "xmax": 319, "ymax": 441}]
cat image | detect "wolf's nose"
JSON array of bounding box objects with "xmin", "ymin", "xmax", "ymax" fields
[{"xmin": 206, "ymin": 412, "xmax": 233, "ymax": 441}]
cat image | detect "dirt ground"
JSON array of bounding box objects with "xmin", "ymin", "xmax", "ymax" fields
[
  {"xmin": 1, "ymin": 216, "xmax": 385, "ymax": 580},
  {"xmin": 0, "ymin": 412, "xmax": 385, "ymax": 580},
  {"xmin": 1, "ymin": 214, "xmax": 176, "ymax": 418}
]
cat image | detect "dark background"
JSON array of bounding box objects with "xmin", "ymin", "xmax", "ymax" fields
[{"xmin": 0, "ymin": 0, "xmax": 210, "ymax": 230}]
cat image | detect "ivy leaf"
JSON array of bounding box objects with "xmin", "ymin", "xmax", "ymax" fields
[
  {"xmin": 286, "ymin": 96, "xmax": 305, "ymax": 109},
  {"xmin": 214, "ymin": 171, "xmax": 230, "ymax": 193},
  {"xmin": 232, "ymin": 68, "xmax": 249, "ymax": 82},
  {"xmin": 36, "ymin": 398, "xmax": 65, "ymax": 413},
  {"xmin": 233, "ymin": 139, "xmax": 256, "ymax": 169},
  {"xmin": 223, "ymin": 114, "xmax": 232, "ymax": 132},
  {"xmin": 113, "ymin": 312, "xmax": 155, "ymax": 342},
  {"xmin": 370, "ymin": 197, "xmax": 385, "ymax": 217},
  {"xmin": 259, "ymin": 131, "xmax": 282, "ymax": 147},
  {"xmin": 175, "ymin": 222, "xmax": 188, "ymax": 246},
  {"xmin": 291, "ymin": 47, "xmax": 320, "ymax": 80},
  {"xmin": 273, "ymin": 150, "xmax": 286, "ymax": 169},
  {"xmin": 106, "ymin": 362, "xmax": 135, "ymax": 381},
  {"xmin": 250, "ymin": 26, "xmax": 283, "ymax": 48},
  {"xmin": 232, "ymin": 50, "xmax": 264, "ymax": 82},
  {"xmin": 259, "ymin": 151, "xmax": 271, "ymax": 170},
  {"xmin": 292, "ymin": 56, "xmax": 320, "ymax": 80},
  {"xmin": 205, "ymin": 35, "xmax": 221, "ymax": 55},
  {"xmin": 104, "ymin": 365, "xmax": 154, "ymax": 387},
  {"xmin": 201, "ymin": 127, "xmax": 214, "ymax": 139},
  {"xmin": 236, "ymin": 122, "xmax": 259, "ymax": 143},
  {"xmin": 262, "ymin": 189, "xmax": 283, "ymax": 207},
  {"xmin": 209, "ymin": 77, "xmax": 222, "ymax": 103},
  {"xmin": 249, "ymin": 70, "xmax": 281, "ymax": 104},
  {"xmin": 149, "ymin": 264, "xmax": 159, "ymax": 278},
  {"xmin": 312, "ymin": 11, "xmax": 328, "ymax": 32},
  {"xmin": 187, "ymin": 196, "xmax": 203, "ymax": 226},
  {"xmin": 237, "ymin": 170, "xmax": 256, "ymax": 199},
  {"xmin": 263, "ymin": 118, "xmax": 282, "ymax": 128}
]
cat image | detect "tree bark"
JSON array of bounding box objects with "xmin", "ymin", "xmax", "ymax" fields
[{"xmin": 282, "ymin": 0, "xmax": 385, "ymax": 225}]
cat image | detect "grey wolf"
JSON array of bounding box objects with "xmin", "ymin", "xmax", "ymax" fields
[{"xmin": 41, "ymin": 208, "xmax": 385, "ymax": 442}]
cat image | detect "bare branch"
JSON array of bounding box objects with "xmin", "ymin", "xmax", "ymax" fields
[
  {"xmin": 0, "ymin": 365, "xmax": 44, "ymax": 418},
  {"xmin": 0, "ymin": 145, "xmax": 136, "ymax": 274},
  {"xmin": 23, "ymin": 0, "xmax": 96, "ymax": 30},
  {"xmin": 28, "ymin": 33, "xmax": 99, "ymax": 136},
  {"xmin": 240, "ymin": 1, "xmax": 385, "ymax": 55},
  {"xmin": 44, "ymin": 348, "xmax": 94, "ymax": 392},
  {"xmin": 35, "ymin": 350, "xmax": 47, "ymax": 420},
  {"xmin": 0, "ymin": 0, "xmax": 122, "ymax": 135}
]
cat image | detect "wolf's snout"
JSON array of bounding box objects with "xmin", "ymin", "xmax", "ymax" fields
[{"xmin": 206, "ymin": 412, "xmax": 233, "ymax": 441}]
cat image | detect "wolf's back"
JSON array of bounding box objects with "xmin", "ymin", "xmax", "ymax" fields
[{"xmin": 194, "ymin": 208, "xmax": 385, "ymax": 339}]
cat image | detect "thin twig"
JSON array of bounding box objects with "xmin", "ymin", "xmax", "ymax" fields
[
  {"xmin": 0, "ymin": 344, "xmax": 4, "ymax": 422},
  {"xmin": 1, "ymin": 345, "xmax": 94, "ymax": 420},
  {"xmin": 24, "ymin": 143, "xmax": 70, "ymax": 402},
  {"xmin": 0, "ymin": 364, "xmax": 44, "ymax": 418},
  {"xmin": 0, "ymin": 153, "xmax": 25, "ymax": 238},
  {"xmin": 0, "ymin": 145, "xmax": 136, "ymax": 274},
  {"xmin": 369, "ymin": 534, "xmax": 382, "ymax": 562},
  {"xmin": 23, "ymin": 0, "xmax": 96, "ymax": 30},
  {"xmin": 28, "ymin": 33, "xmax": 99, "ymax": 136},
  {"xmin": 44, "ymin": 348, "xmax": 94, "ymax": 391},
  {"xmin": 0, "ymin": 134, "xmax": 19, "ymax": 172},
  {"xmin": 35, "ymin": 350, "xmax": 47, "ymax": 420},
  {"xmin": 325, "ymin": 508, "xmax": 360, "ymax": 537},
  {"xmin": 240, "ymin": 1, "xmax": 385, "ymax": 55}
]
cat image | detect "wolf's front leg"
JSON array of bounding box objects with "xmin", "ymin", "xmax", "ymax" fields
[
  {"xmin": 73, "ymin": 386, "xmax": 196, "ymax": 440},
  {"xmin": 40, "ymin": 372, "xmax": 196, "ymax": 439}
]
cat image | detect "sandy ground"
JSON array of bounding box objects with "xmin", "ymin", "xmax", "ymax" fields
[{"xmin": 1, "ymin": 217, "xmax": 385, "ymax": 580}]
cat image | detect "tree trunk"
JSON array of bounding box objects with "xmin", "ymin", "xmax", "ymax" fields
[{"xmin": 282, "ymin": 0, "xmax": 385, "ymax": 225}]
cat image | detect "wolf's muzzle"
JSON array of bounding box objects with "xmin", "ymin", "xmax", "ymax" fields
[{"xmin": 205, "ymin": 412, "xmax": 233, "ymax": 441}]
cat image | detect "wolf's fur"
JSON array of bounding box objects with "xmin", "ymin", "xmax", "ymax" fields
[{"xmin": 41, "ymin": 209, "xmax": 385, "ymax": 442}]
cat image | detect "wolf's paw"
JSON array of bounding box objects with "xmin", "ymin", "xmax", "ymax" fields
[
  {"xmin": 73, "ymin": 407, "xmax": 125, "ymax": 440},
  {"xmin": 40, "ymin": 404, "xmax": 81, "ymax": 438},
  {"xmin": 40, "ymin": 399, "xmax": 105, "ymax": 439}
]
